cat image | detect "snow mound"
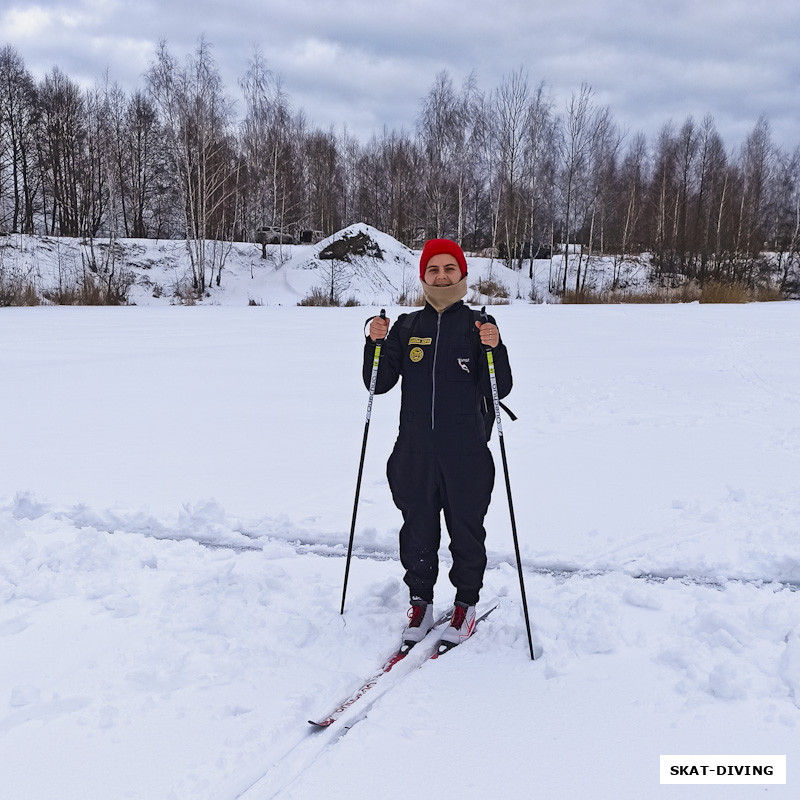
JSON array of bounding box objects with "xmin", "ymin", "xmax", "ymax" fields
[
  {"xmin": 316, "ymin": 223, "xmax": 413, "ymax": 261},
  {"xmin": 285, "ymin": 223, "xmax": 418, "ymax": 302}
]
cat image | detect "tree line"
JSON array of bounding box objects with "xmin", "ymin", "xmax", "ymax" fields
[{"xmin": 1, "ymin": 39, "xmax": 799, "ymax": 296}]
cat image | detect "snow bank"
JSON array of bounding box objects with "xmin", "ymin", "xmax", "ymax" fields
[{"xmin": 0, "ymin": 226, "xmax": 537, "ymax": 307}]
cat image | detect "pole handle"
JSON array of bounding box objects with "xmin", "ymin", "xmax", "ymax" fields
[
  {"xmin": 374, "ymin": 308, "xmax": 387, "ymax": 345},
  {"xmin": 377, "ymin": 308, "xmax": 387, "ymax": 344},
  {"xmin": 479, "ymin": 305, "xmax": 492, "ymax": 352}
]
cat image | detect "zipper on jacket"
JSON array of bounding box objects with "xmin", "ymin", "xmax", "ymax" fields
[{"xmin": 431, "ymin": 312, "xmax": 442, "ymax": 429}]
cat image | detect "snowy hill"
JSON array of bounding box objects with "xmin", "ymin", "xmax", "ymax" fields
[
  {"xmin": 1, "ymin": 301, "xmax": 799, "ymax": 798},
  {"xmin": 1, "ymin": 223, "xmax": 544, "ymax": 307}
]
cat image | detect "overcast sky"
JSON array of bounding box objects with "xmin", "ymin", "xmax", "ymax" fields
[{"xmin": 3, "ymin": 0, "xmax": 798, "ymax": 151}]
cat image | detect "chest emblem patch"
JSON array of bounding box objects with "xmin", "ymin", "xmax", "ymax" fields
[
  {"xmin": 457, "ymin": 357, "xmax": 471, "ymax": 373},
  {"xmin": 409, "ymin": 347, "xmax": 424, "ymax": 362}
]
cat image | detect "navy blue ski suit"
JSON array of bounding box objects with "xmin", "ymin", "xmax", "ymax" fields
[{"xmin": 362, "ymin": 301, "xmax": 513, "ymax": 605}]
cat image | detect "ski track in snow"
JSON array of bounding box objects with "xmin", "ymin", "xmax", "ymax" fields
[
  {"xmin": 12, "ymin": 493, "xmax": 800, "ymax": 592},
  {"xmin": 14, "ymin": 491, "xmax": 799, "ymax": 594}
]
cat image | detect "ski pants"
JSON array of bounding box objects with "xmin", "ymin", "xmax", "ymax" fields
[{"xmin": 387, "ymin": 447, "xmax": 495, "ymax": 606}]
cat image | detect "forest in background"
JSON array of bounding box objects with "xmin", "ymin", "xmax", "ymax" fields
[{"xmin": 1, "ymin": 38, "xmax": 799, "ymax": 298}]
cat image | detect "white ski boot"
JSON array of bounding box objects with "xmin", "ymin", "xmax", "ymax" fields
[
  {"xmin": 439, "ymin": 601, "xmax": 476, "ymax": 647},
  {"xmin": 402, "ymin": 597, "xmax": 435, "ymax": 644}
]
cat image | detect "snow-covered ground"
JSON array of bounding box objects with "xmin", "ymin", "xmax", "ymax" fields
[
  {"xmin": 2, "ymin": 298, "xmax": 800, "ymax": 799},
  {"xmin": 0, "ymin": 224, "xmax": 644, "ymax": 308}
]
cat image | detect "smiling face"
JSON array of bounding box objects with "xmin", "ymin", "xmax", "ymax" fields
[{"xmin": 423, "ymin": 253, "xmax": 463, "ymax": 286}]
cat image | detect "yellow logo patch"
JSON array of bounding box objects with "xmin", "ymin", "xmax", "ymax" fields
[
  {"xmin": 408, "ymin": 337, "xmax": 432, "ymax": 345},
  {"xmin": 409, "ymin": 347, "xmax": 424, "ymax": 362}
]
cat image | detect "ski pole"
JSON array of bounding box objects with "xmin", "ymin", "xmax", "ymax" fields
[
  {"xmin": 341, "ymin": 309, "xmax": 387, "ymax": 615},
  {"xmin": 480, "ymin": 307, "xmax": 535, "ymax": 660}
]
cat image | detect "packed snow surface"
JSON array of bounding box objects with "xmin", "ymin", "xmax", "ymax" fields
[{"xmin": 2, "ymin": 299, "xmax": 800, "ymax": 799}]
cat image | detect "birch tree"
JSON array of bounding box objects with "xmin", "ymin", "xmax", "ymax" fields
[
  {"xmin": 147, "ymin": 38, "xmax": 240, "ymax": 293},
  {"xmin": 491, "ymin": 68, "xmax": 531, "ymax": 264},
  {"xmin": 608, "ymin": 132, "xmax": 647, "ymax": 288},
  {"xmin": 417, "ymin": 71, "xmax": 458, "ymax": 238},
  {"xmin": 735, "ymin": 115, "xmax": 774, "ymax": 283},
  {"xmin": 38, "ymin": 67, "xmax": 87, "ymax": 236},
  {"xmin": 556, "ymin": 83, "xmax": 604, "ymax": 294},
  {"xmin": 240, "ymin": 47, "xmax": 298, "ymax": 243},
  {"xmin": 772, "ymin": 147, "xmax": 800, "ymax": 295},
  {"xmin": 0, "ymin": 46, "xmax": 39, "ymax": 233}
]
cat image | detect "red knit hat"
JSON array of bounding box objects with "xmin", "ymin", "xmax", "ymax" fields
[{"xmin": 419, "ymin": 239, "xmax": 467, "ymax": 281}]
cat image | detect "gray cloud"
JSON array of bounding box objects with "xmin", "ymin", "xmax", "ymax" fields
[{"xmin": 2, "ymin": 0, "xmax": 798, "ymax": 149}]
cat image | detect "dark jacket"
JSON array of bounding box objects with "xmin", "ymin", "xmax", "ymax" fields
[{"xmin": 363, "ymin": 301, "xmax": 512, "ymax": 455}]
